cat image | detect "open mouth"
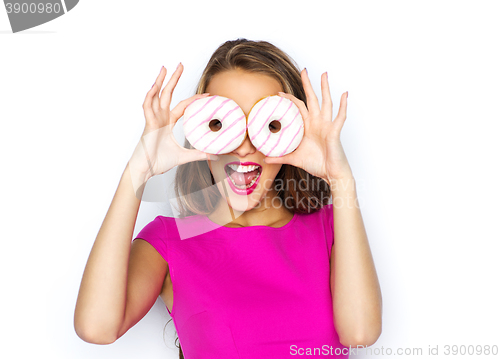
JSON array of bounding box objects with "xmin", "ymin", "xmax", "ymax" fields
[{"xmin": 224, "ymin": 161, "xmax": 262, "ymax": 193}]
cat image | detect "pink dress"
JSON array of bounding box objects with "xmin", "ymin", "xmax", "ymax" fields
[{"xmin": 133, "ymin": 203, "xmax": 349, "ymax": 358}]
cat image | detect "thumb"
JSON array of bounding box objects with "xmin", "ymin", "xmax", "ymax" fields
[
  {"xmin": 205, "ymin": 153, "xmax": 220, "ymax": 161},
  {"xmin": 178, "ymin": 148, "xmax": 219, "ymax": 165},
  {"xmin": 193, "ymin": 150, "xmax": 220, "ymax": 162},
  {"xmin": 264, "ymin": 154, "xmax": 293, "ymax": 166}
]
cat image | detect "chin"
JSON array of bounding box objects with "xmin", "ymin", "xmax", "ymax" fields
[
  {"xmin": 215, "ymin": 174, "xmax": 269, "ymax": 213},
  {"xmin": 209, "ymin": 157, "xmax": 280, "ymax": 212},
  {"xmin": 217, "ymin": 185, "xmax": 262, "ymax": 212}
]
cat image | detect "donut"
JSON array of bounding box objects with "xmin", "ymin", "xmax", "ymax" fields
[
  {"xmin": 247, "ymin": 95, "xmax": 304, "ymax": 157},
  {"xmin": 183, "ymin": 95, "xmax": 247, "ymax": 154}
]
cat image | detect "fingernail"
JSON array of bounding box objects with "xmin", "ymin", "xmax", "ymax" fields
[
  {"xmin": 326, "ymin": 71, "xmax": 328, "ymax": 79},
  {"xmin": 201, "ymin": 92, "xmax": 210, "ymax": 96},
  {"xmin": 160, "ymin": 66, "xmax": 163, "ymax": 72},
  {"xmin": 346, "ymin": 91, "xmax": 349, "ymax": 98},
  {"xmin": 278, "ymin": 91, "xmax": 286, "ymax": 96},
  {"xmin": 304, "ymin": 67, "xmax": 308, "ymax": 74},
  {"xmin": 177, "ymin": 62, "xmax": 182, "ymax": 69}
]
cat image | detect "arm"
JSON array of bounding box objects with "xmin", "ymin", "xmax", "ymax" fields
[
  {"xmin": 329, "ymin": 176, "xmax": 382, "ymax": 347},
  {"xmin": 264, "ymin": 70, "xmax": 382, "ymax": 347},
  {"xmin": 73, "ymin": 164, "xmax": 167, "ymax": 344},
  {"xmin": 74, "ymin": 64, "xmax": 214, "ymax": 344}
]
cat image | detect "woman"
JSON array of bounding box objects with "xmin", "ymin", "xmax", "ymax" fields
[{"xmin": 74, "ymin": 38, "xmax": 382, "ymax": 358}]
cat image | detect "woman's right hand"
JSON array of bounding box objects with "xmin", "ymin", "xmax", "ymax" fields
[{"xmin": 129, "ymin": 63, "xmax": 218, "ymax": 182}]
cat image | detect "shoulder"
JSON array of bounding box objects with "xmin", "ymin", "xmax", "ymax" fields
[
  {"xmin": 135, "ymin": 215, "xmax": 182, "ymax": 238},
  {"xmin": 319, "ymin": 203, "xmax": 333, "ymax": 215},
  {"xmin": 310, "ymin": 203, "xmax": 334, "ymax": 252},
  {"xmin": 322, "ymin": 203, "xmax": 334, "ymax": 224},
  {"xmin": 317, "ymin": 203, "xmax": 333, "ymax": 223},
  {"xmin": 132, "ymin": 214, "xmax": 198, "ymax": 262},
  {"xmin": 291, "ymin": 203, "xmax": 333, "ymax": 230},
  {"xmin": 137, "ymin": 214, "xmax": 217, "ymax": 241},
  {"xmin": 298, "ymin": 203, "xmax": 333, "ymax": 223},
  {"xmin": 293, "ymin": 203, "xmax": 334, "ymax": 242}
]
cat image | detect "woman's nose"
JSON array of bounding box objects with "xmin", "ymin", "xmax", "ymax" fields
[{"xmin": 231, "ymin": 131, "xmax": 256, "ymax": 157}]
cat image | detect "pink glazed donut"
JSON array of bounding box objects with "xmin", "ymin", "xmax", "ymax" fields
[
  {"xmin": 247, "ymin": 95, "xmax": 304, "ymax": 157},
  {"xmin": 183, "ymin": 95, "xmax": 247, "ymax": 154}
]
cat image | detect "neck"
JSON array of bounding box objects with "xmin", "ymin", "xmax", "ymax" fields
[{"xmin": 208, "ymin": 189, "xmax": 293, "ymax": 228}]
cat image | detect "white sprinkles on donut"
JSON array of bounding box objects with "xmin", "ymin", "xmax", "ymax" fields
[
  {"xmin": 247, "ymin": 95, "xmax": 304, "ymax": 157},
  {"xmin": 183, "ymin": 95, "xmax": 247, "ymax": 154}
]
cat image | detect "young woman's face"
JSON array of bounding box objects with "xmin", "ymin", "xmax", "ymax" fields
[{"xmin": 206, "ymin": 68, "xmax": 283, "ymax": 212}]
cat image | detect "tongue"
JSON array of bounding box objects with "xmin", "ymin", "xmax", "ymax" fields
[{"xmin": 230, "ymin": 169, "xmax": 259, "ymax": 186}]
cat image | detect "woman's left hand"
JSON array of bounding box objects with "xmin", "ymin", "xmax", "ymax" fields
[{"xmin": 264, "ymin": 69, "xmax": 354, "ymax": 184}]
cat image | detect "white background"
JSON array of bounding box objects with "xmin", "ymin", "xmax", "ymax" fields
[{"xmin": 1, "ymin": 1, "xmax": 499, "ymax": 358}]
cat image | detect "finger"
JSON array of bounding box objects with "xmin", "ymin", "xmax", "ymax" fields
[
  {"xmin": 301, "ymin": 68, "xmax": 321, "ymax": 116},
  {"xmin": 333, "ymin": 92, "xmax": 348, "ymax": 132},
  {"xmin": 321, "ymin": 72, "xmax": 333, "ymax": 121},
  {"xmin": 170, "ymin": 93, "xmax": 211, "ymax": 123},
  {"xmin": 277, "ymin": 92, "xmax": 310, "ymax": 123},
  {"xmin": 263, "ymin": 152, "xmax": 297, "ymax": 166},
  {"xmin": 178, "ymin": 147, "xmax": 220, "ymax": 165},
  {"xmin": 143, "ymin": 82, "xmax": 160, "ymax": 121},
  {"xmin": 160, "ymin": 63, "xmax": 184, "ymax": 110},
  {"xmin": 152, "ymin": 66, "xmax": 167, "ymax": 114}
]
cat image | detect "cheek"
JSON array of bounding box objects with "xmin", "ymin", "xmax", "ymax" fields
[
  {"xmin": 259, "ymin": 164, "xmax": 282, "ymax": 189},
  {"xmin": 264, "ymin": 164, "xmax": 282, "ymax": 178},
  {"xmin": 208, "ymin": 161, "xmax": 224, "ymax": 181}
]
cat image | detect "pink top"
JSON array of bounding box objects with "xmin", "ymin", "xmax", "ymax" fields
[{"xmin": 133, "ymin": 203, "xmax": 349, "ymax": 358}]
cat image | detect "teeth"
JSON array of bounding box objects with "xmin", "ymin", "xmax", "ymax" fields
[
  {"xmin": 227, "ymin": 170, "xmax": 260, "ymax": 189},
  {"xmin": 228, "ymin": 164, "xmax": 260, "ymax": 173}
]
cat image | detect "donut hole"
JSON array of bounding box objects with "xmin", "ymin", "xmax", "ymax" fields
[
  {"xmin": 209, "ymin": 119, "xmax": 222, "ymax": 132},
  {"xmin": 269, "ymin": 120, "xmax": 281, "ymax": 133}
]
